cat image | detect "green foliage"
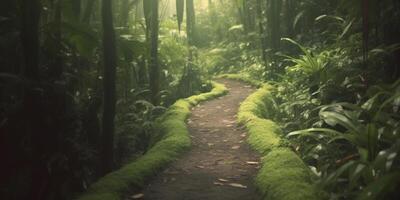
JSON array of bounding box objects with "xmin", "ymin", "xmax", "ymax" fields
[
  {"xmin": 286, "ymin": 80, "xmax": 400, "ymax": 199},
  {"xmin": 282, "ymin": 38, "xmax": 328, "ymax": 76}
]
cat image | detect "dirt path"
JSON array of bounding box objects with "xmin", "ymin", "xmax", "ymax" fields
[{"xmin": 141, "ymin": 79, "xmax": 261, "ymax": 200}]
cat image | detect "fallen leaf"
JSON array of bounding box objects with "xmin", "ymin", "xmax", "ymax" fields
[
  {"xmin": 228, "ymin": 183, "xmax": 247, "ymax": 189},
  {"xmin": 246, "ymin": 161, "xmax": 259, "ymax": 165},
  {"xmin": 131, "ymin": 193, "xmax": 144, "ymax": 199},
  {"xmin": 218, "ymin": 178, "xmax": 229, "ymax": 182},
  {"xmin": 231, "ymin": 145, "xmax": 240, "ymax": 150},
  {"xmin": 240, "ymin": 133, "xmax": 247, "ymax": 137},
  {"xmin": 214, "ymin": 182, "xmax": 224, "ymax": 186},
  {"xmin": 196, "ymin": 165, "xmax": 205, "ymax": 169}
]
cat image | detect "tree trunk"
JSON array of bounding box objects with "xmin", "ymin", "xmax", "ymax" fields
[
  {"xmin": 21, "ymin": 1, "xmax": 49, "ymax": 199},
  {"xmin": 285, "ymin": 0, "xmax": 295, "ymax": 38},
  {"xmin": 82, "ymin": 0, "xmax": 96, "ymax": 24},
  {"xmin": 149, "ymin": 0, "xmax": 160, "ymax": 105},
  {"xmin": 362, "ymin": 0, "xmax": 369, "ymax": 68},
  {"xmin": 72, "ymin": 0, "xmax": 82, "ymax": 19},
  {"xmin": 186, "ymin": 0, "xmax": 195, "ymax": 46},
  {"xmin": 119, "ymin": 0, "xmax": 131, "ymax": 27},
  {"xmin": 21, "ymin": 0, "xmax": 40, "ymax": 80},
  {"xmin": 256, "ymin": 0, "xmax": 267, "ymax": 64},
  {"xmin": 269, "ymin": 0, "xmax": 281, "ymax": 52},
  {"xmin": 53, "ymin": 0, "xmax": 63, "ymax": 79},
  {"xmin": 100, "ymin": 0, "xmax": 117, "ymax": 175}
]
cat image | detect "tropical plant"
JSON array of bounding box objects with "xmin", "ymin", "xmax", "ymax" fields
[{"xmin": 287, "ymin": 79, "xmax": 400, "ymax": 199}]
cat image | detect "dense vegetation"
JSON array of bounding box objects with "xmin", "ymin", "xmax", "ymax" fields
[{"xmin": 1, "ymin": 0, "xmax": 399, "ymax": 199}]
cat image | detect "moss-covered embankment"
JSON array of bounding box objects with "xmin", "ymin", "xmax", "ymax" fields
[{"xmin": 221, "ymin": 74, "xmax": 321, "ymax": 200}]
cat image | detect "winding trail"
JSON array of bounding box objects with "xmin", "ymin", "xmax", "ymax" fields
[{"xmin": 142, "ymin": 79, "xmax": 261, "ymax": 200}]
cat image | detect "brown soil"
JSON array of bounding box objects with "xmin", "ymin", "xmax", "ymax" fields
[{"xmin": 139, "ymin": 79, "xmax": 262, "ymax": 200}]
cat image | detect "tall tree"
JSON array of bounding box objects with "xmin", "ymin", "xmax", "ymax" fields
[
  {"xmin": 256, "ymin": 0, "xmax": 267, "ymax": 64},
  {"xmin": 362, "ymin": 0, "xmax": 369, "ymax": 67},
  {"xmin": 285, "ymin": 0, "xmax": 295, "ymax": 38},
  {"xmin": 268, "ymin": 0, "xmax": 282, "ymax": 51},
  {"xmin": 186, "ymin": 0, "xmax": 196, "ymax": 46},
  {"xmin": 82, "ymin": 0, "xmax": 97, "ymax": 24},
  {"xmin": 143, "ymin": 0, "xmax": 152, "ymax": 40},
  {"xmin": 149, "ymin": 0, "xmax": 160, "ymax": 105},
  {"xmin": 176, "ymin": 0, "xmax": 185, "ymax": 32},
  {"xmin": 21, "ymin": 0, "xmax": 41, "ymax": 80},
  {"xmin": 21, "ymin": 1, "xmax": 51, "ymax": 199},
  {"xmin": 100, "ymin": 0, "xmax": 118, "ymax": 175}
]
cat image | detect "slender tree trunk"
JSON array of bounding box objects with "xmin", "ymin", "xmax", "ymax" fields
[
  {"xmin": 53, "ymin": 0, "xmax": 63, "ymax": 79},
  {"xmin": 183, "ymin": 0, "xmax": 196, "ymax": 96},
  {"xmin": 101, "ymin": 0, "xmax": 117, "ymax": 175},
  {"xmin": 176, "ymin": 0, "xmax": 184, "ymax": 32},
  {"xmin": 285, "ymin": 0, "xmax": 295, "ymax": 38},
  {"xmin": 257, "ymin": 0, "xmax": 267, "ymax": 64},
  {"xmin": 21, "ymin": 1, "xmax": 49, "ymax": 199},
  {"xmin": 186, "ymin": 0, "xmax": 195, "ymax": 46},
  {"xmin": 143, "ymin": 0, "xmax": 152, "ymax": 41},
  {"xmin": 362, "ymin": 0, "xmax": 369, "ymax": 68},
  {"xmin": 119, "ymin": 0, "xmax": 131, "ymax": 27},
  {"xmin": 72, "ymin": 0, "xmax": 82, "ymax": 19},
  {"xmin": 269, "ymin": 0, "xmax": 281, "ymax": 51},
  {"xmin": 242, "ymin": 0, "xmax": 248, "ymax": 32},
  {"xmin": 21, "ymin": 0, "xmax": 40, "ymax": 80},
  {"xmin": 149, "ymin": 0, "xmax": 160, "ymax": 105},
  {"xmin": 82, "ymin": 0, "xmax": 96, "ymax": 23}
]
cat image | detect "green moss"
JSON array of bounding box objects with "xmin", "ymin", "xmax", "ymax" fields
[
  {"xmin": 256, "ymin": 149, "xmax": 318, "ymax": 200},
  {"xmin": 246, "ymin": 118, "xmax": 282, "ymax": 154},
  {"xmin": 217, "ymin": 73, "xmax": 264, "ymax": 87},
  {"xmin": 236, "ymin": 84, "xmax": 322, "ymax": 200},
  {"xmin": 76, "ymin": 81, "xmax": 228, "ymax": 200}
]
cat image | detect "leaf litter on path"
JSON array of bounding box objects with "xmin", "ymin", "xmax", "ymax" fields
[
  {"xmin": 231, "ymin": 145, "xmax": 240, "ymax": 150},
  {"xmin": 131, "ymin": 193, "xmax": 144, "ymax": 199},
  {"xmin": 218, "ymin": 178, "xmax": 229, "ymax": 182},
  {"xmin": 228, "ymin": 183, "xmax": 247, "ymax": 189},
  {"xmin": 213, "ymin": 178, "xmax": 247, "ymax": 189},
  {"xmin": 246, "ymin": 161, "xmax": 259, "ymax": 165}
]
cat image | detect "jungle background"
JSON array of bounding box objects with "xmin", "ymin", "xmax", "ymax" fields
[{"xmin": 1, "ymin": 0, "xmax": 400, "ymax": 199}]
